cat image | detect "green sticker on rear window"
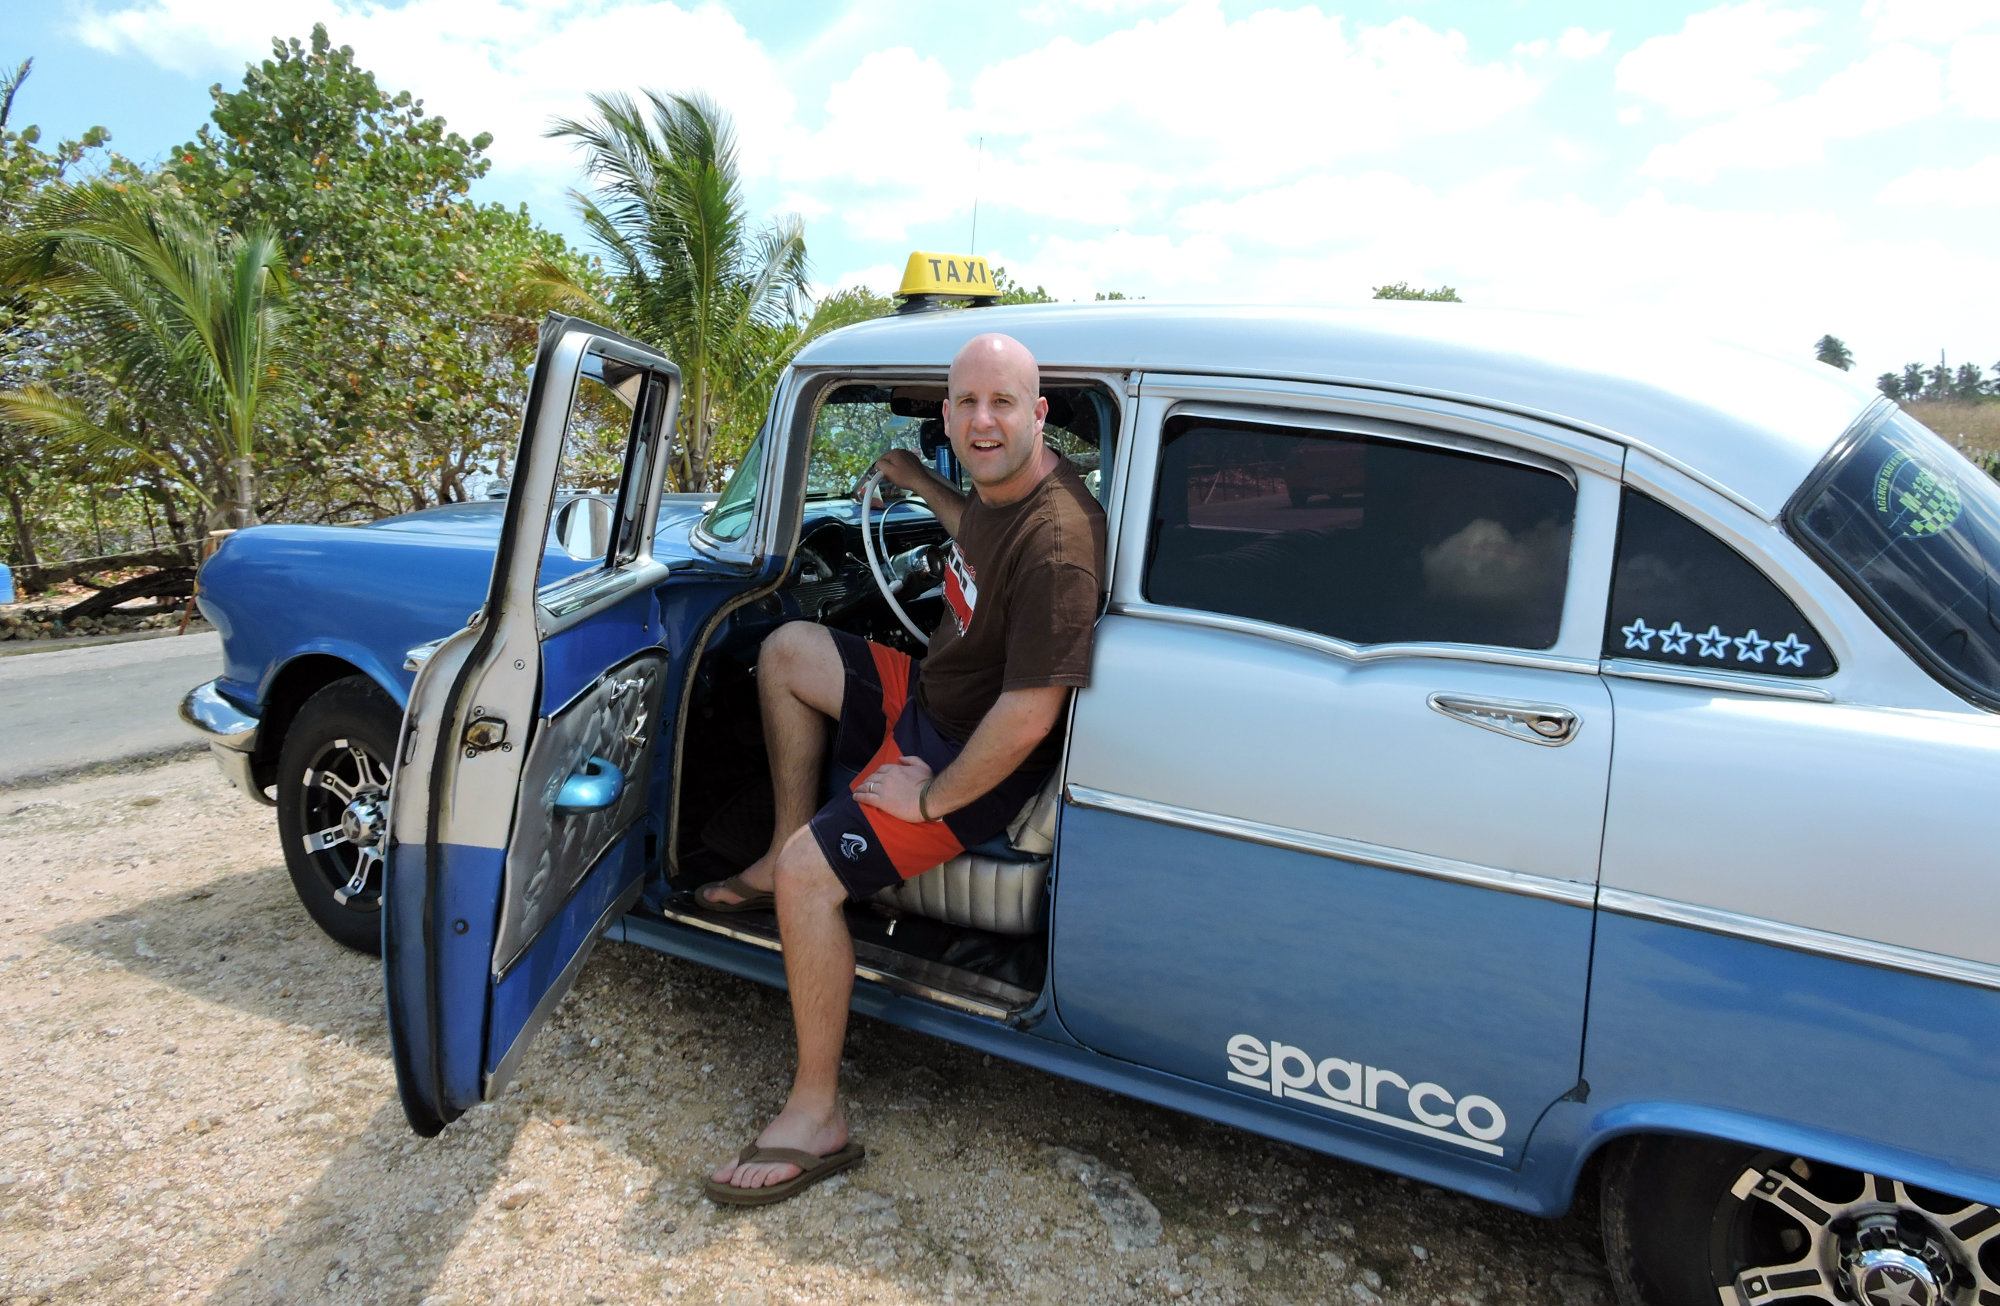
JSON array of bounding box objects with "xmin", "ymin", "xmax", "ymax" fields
[{"xmin": 1873, "ymin": 449, "xmax": 1962, "ymax": 538}]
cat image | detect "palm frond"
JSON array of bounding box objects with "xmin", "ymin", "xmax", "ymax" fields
[{"xmin": 0, "ymin": 384, "xmax": 217, "ymax": 510}]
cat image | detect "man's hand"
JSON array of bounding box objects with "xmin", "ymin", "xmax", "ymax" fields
[
  {"xmin": 854, "ymin": 755, "xmax": 936, "ymax": 824},
  {"xmin": 870, "ymin": 449, "xmax": 930, "ymax": 495},
  {"xmin": 867, "ymin": 449, "xmax": 966, "ymax": 534}
]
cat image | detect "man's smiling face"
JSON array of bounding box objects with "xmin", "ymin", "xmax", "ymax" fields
[{"xmin": 944, "ymin": 333, "xmax": 1049, "ymax": 503}]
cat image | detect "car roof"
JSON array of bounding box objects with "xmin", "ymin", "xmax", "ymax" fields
[{"xmin": 791, "ymin": 302, "xmax": 1885, "ymax": 519}]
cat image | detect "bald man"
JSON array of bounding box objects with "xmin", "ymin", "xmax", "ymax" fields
[{"xmin": 702, "ymin": 333, "xmax": 1107, "ymax": 1204}]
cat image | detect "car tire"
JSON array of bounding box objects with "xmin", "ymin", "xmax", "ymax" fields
[
  {"xmin": 1601, "ymin": 1135, "xmax": 2000, "ymax": 1306},
  {"xmin": 274, "ymin": 676, "xmax": 401, "ymax": 955}
]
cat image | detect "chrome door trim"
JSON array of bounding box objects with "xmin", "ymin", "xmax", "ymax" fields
[
  {"xmin": 1166, "ymin": 400, "xmax": 1579, "ymax": 486},
  {"xmin": 1066, "ymin": 784, "xmax": 1598, "ymax": 908},
  {"xmin": 1600, "ymin": 658, "xmax": 1836, "ymax": 702},
  {"xmin": 1135, "ymin": 374, "xmax": 1627, "ymax": 480},
  {"xmin": 1428, "ymin": 693, "xmax": 1581, "ymax": 746},
  {"xmin": 1597, "ymin": 887, "xmax": 2000, "ymax": 994},
  {"xmin": 1108, "ymin": 601, "xmax": 1604, "ymax": 675},
  {"xmin": 659, "ymin": 908, "xmax": 1022, "ymax": 1020}
]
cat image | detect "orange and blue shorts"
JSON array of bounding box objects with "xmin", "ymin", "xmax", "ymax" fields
[{"xmin": 808, "ymin": 630, "xmax": 1049, "ymax": 901}]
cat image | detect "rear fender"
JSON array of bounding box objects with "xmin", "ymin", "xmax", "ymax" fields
[{"xmin": 1536, "ymin": 1099, "xmax": 2000, "ymax": 1211}]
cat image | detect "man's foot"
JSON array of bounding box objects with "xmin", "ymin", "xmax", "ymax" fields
[
  {"xmin": 709, "ymin": 1103, "xmax": 849, "ymax": 1193},
  {"xmin": 695, "ymin": 857, "xmax": 776, "ymax": 911}
]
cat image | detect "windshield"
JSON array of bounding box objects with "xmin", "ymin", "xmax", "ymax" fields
[
  {"xmin": 1791, "ymin": 408, "xmax": 2000, "ymax": 710},
  {"xmin": 702, "ymin": 436, "xmax": 764, "ymax": 543},
  {"xmin": 701, "ymin": 380, "xmax": 1116, "ymax": 542}
]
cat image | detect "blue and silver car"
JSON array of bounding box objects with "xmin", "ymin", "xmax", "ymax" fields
[{"xmin": 186, "ymin": 301, "xmax": 2000, "ymax": 1306}]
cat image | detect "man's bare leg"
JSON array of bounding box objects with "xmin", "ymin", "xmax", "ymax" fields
[
  {"xmin": 697, "ymin": 622, "xmax": 845, "ymax": 907},
  {"xmin": 710, "ymin": 829, "xmax": 855, "ymax": 1189}
]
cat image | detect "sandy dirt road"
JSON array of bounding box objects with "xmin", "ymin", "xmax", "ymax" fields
[{"xmin": 0, "ymin": 758, "xmax": 1617, "ymax": 1304}]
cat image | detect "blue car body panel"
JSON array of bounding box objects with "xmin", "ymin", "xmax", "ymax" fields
[
  {"xmin": 1049, "ymin": 804, "xmax": 1591, "ymax": 1168},
  {"xmin": 1570, "ymin": 912, "xmax": 2000, "ymax": 1207}
]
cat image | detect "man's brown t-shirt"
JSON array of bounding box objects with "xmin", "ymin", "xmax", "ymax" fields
[{"xmin": 918, "ymin": 455, "xmax": 1107, "ymax": 771}]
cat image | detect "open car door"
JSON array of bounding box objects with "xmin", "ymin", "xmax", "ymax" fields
[{"xmin": 385, "ymin": 315, "xmax": 679, "ymax": 1135}]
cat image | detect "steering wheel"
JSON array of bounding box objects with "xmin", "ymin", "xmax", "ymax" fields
[{"xmin": 859, "ymin": 470, "xmax": 931, "ymax": 646}]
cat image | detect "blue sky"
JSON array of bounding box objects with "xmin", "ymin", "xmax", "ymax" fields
[{"xmin": 10, "ymin": 0, "xmax": 1998, "ymax": 378}]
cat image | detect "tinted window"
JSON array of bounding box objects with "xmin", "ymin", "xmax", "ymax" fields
[
  {"xmin": 1605, "ymin": 492, "xmax": 1833, "ymax": 677},
  {"xmin": 1792, "ymin": 410, "xmax": 2000, "ymax": 709},
  {"xmin": 1145, "ymin": 417, "xmax": 1574, "ymax": 648}
]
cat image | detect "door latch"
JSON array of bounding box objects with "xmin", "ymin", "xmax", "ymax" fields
[{"xmin": 463, "ymin": 715, "xmax": 508, "ymax": 752}]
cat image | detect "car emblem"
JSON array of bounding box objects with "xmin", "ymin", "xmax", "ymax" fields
[
  {"xmin": 1860, "ymin": 1263, "xmax": 1930, "ymax": 1306},
  {"xmin": 839, "ymin": 833, "xmax": 869, "ymax": 862}
]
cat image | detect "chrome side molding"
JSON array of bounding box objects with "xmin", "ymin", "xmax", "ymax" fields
[
  {"xmin": 1597, "ymin": 887, "xmax": 2000, "ymax": 994},
  {"xmin": 1065, "ymin": 785, "xmax": 1598, "ymax": 907}
]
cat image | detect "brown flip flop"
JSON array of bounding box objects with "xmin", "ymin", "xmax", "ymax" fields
[
  {"xmin": 694, "ymin": 873, "xmax": 774, "ymax": 913},
  {"xmin": 703, "ymin": 1141, "xmax": 866, "ymax": 1207}
]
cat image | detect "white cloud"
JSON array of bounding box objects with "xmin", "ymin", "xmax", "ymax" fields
[
  {"xmin": 947, "ymin": 166, "xmax": 1997, "ymax": 377},
  {"xmin": 1950, "ymin": 33, "xmax": 2000, "ymax": 117},
  {"xmin": 1556, "ymin": 27, "xmax": 1613, "ymax": 60},
  {"xmin": 1863, "ymin": 0, "xmax": 2000, "ymax": 45},
  {"xmin": 1877, "ymin": 155, "xmax": 2000, "ymax": 207},
  {"xmin": 1615, "ymin": 1, "xmax": 1823, "ymax": 118},
  {"xmin": 965, "ymin": 6, "xmax": 1544, "ymax": 188},
  {"xmin": 73, "ymin": 0, "xmax": 799, "ymax": 184},
  {"xmin": 1641, "ymin": 42, "xmax": 1944, "ymax": 182},
  {"xmin": 1510, "ymin": 29, "xmax": 1608, "ymax": 61}
]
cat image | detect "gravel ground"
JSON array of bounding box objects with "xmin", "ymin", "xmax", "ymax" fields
[{"xmin": 0, "ymin": 758, "xmax": 1617, "ymax": 1304}]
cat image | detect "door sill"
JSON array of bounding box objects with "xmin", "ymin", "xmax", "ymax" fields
[{"xmin": 656, "ymin": 904, "xmax": 1037, "ymax": 1020}]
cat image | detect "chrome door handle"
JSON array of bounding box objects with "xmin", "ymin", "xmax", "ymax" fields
[{"xmin": 1428, "ymin": 694, "xmax": 1580, "ymax": 747}]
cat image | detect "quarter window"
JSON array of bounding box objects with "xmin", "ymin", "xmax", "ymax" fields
[
  {"xmin": 1145, "ymin": 416, "xmax": 1575, "ymax": 649},
  {"xmin": 1604, "ymin": 491, "xmax": 1832, "ymax": 677}
]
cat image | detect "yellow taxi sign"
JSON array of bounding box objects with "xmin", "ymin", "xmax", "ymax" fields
[{"xmin": 898, "ymin": 251, "xmax": 999, "ymax": 299}]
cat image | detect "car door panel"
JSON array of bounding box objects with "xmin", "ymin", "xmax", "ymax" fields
[
  {"xmin": 1053, "ymin": 615, "xmax": 1608, "ymax": 1164},
  {"xmin": 1050, "ymin": 384, "xmax": 1618, "ymax": 1167},
  {"xmin": 384, "ymin": 316, "xmax": 684, "ymax": 1135}
]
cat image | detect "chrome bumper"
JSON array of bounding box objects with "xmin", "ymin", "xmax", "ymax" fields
[{"xmin": 180, "ymin": 680, "xmax": 273, "ymax": 806}]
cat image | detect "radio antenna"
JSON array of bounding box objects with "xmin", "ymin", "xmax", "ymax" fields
[{"xmin": 969, "ymin": 135, "xmax": 983, "ymax": 253}]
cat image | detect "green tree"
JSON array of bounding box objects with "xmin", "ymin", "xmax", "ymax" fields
[
  {"xmin": 1902, "ymin": 362, "xmax": 1927, "ymax": 397},
  {"xmin": 1876, "ymin": 372, "xmax": 1902, "ymax": 399},
  {"xmin": 0, "ymin": 58, "xmax": 141, "ymax": 572},
  {"xmin": 1953, "ymin": 362, "xmax": 1985, "ymax": 400},
  {"xmin": 0, "ymin": 184, "xmax": 295, "ymax": 527},
  {"xmin": 531, "ymin": 91, "xmax": 812, "ymax": 491},
  {"xmin": 1813, "ymin": 334, "xmax": 1854, "ymax": 370},
  {"xmin": 167, "ymin": 26, "xmax": 562, "ymax": 517},
  {"xmin": 1373, "ymin": 280, "xmax": 1461, "ymax": 302}
]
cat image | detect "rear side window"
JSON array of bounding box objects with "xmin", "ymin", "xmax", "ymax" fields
[
  {"xmin": 1791, "ymin": 410, "xmax": 2000, "ymax": 710},
  {"xmin": 1145, "ymin": 416, "xmax": 1575, "ymax": 648},
  {"xmin": 1604, "ymin": 491, "xmax": 1833, "ymax": 677}
]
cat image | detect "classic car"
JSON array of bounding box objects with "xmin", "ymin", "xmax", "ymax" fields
[{"xmin": 185, "ymin": 269, "xmax": 2000, "ymax": 1306}]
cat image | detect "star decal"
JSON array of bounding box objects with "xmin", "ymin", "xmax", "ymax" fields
[
  {"xmin": 1863, "ymin": 1265, "xmax": 1926, "ymax": 1306},
  {"xmin": 1621, "ymin": 617, "xmax": 1656, "ymax": 651},
  {"xmin": 1657, "ymin": 621, "xmax": 1693, "ymax": 655},
  {"xmin": 1734, "ymin": 628, "xmax": 1771, "ymax": 663},
  {"xmin": 1772, "ymin": 633, "xmax": 1811, "ymax": 668},
  {"xmin": 1695, "ymin": 625, "xmax": 1731, "ymax": 658}
]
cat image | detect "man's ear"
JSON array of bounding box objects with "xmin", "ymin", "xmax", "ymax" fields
[{"xmin": 1033, "ymin": 395, "xmax": 1049, "ymax": 432}]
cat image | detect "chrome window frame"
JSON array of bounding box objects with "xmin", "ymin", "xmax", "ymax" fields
[{"xmin": 1114, "ymin": 375, "xmax": 1624, "ymax": 671}]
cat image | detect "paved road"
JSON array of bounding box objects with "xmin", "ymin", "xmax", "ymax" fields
[{"xmin": 0, "ymin": 631, "xmax": 221, "ymax": 786}]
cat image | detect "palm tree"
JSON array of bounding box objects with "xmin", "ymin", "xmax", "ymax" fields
[
  {"xmin": 0, "ymin": 184, "xmax": 293, "ymax": 527},
  {"xmin": 526, "ymin": 91, "xmax": 821, "ymax": 491},
  {"xmin": 1813, "ymin": 334, "xmax": 1853, "ymax": 371}
]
